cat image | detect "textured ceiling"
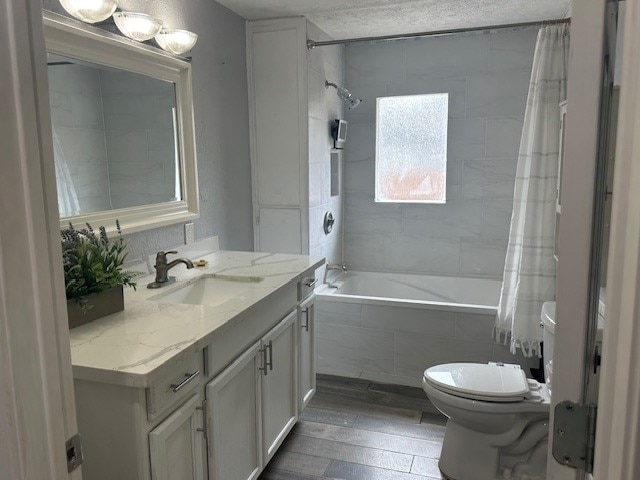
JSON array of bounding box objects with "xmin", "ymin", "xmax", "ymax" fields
[{"xmin": 216, "ymin": 0, "xmax": 571, "ymax": 40}]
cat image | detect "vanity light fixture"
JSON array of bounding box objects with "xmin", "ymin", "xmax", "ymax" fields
[
  {"xmin": 113, "ymin": 12, "xmax": 163, "ymax": 42},
  {"xmin": 155, "ymin": 29, "xmax": 198, "ymax": 55},
  {"xmin": 58, "ymin": 0, "xmax": 118, "ymax": 24}
]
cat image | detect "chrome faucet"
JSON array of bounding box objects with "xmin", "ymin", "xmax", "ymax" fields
[
  {"xmin": 147, "ymin": 250, "xmax": 195, "ymax": 289},
  {"xmin": 323, "ymin": 263, "xmax": 347, "ymax": 288}
]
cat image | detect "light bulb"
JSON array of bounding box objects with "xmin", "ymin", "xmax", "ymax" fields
[
  {"xmin": 58, "ymin": 0, "xmax": 118, "ymax": 24},
  {"xmin": 113, "ymin": 12, "xmax": 162, "ymax": 42},
  {"xmin": 155, "ymin": 29, "xmax": 198, "ymax": 55}
]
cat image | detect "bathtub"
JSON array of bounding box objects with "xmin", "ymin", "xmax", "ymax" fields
[
  {"xmin": 315, "ymin": 271, "xmax": 536, "ymax": 387},
  {"xmin": 317, "ymin": 270, "xmax": 500, "ymax": 315}
]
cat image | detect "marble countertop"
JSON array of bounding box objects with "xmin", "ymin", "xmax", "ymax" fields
[{"xmin": 68, "ymin": 251, "xmax": 324, "ymax": 387}]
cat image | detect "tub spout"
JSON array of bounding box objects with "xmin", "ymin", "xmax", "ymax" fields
[{"xmin": 323, "ymin": 263, "xmax": 347, "ymax": 287}]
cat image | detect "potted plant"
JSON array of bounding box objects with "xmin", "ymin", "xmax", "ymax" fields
[{"xmin": 61, "ymin": 221, "xmax": 137, "ymax": 328}]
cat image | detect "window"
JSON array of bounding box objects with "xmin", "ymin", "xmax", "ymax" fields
[{"xmin": 375, "ymin": 93, "xmax": 448, "ymax": 203}]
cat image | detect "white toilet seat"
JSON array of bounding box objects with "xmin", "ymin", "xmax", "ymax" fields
[{"xmin": 423, "ymin": 362, "xmax": 546, "ymax": 403}]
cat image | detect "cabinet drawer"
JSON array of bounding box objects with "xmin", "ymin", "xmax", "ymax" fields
[{"xmin": 147, "ymin": 355, "xmax": 201, "ymax": 421}]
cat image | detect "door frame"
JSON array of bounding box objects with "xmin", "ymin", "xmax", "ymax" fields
[
  {"xmin": 0, "ymin": 0, "xmax": 81, "ymax": 478},
  {"xmin": 593, "ymin": 0, "xmax": 640, "ymax": 477},
  {"xmin": 553, "ymin": 0, "xmax": 640, "ymax": 479},
  {"xmin": 549, "ymin": 0, "xmax": 610, "ymax": 478}
]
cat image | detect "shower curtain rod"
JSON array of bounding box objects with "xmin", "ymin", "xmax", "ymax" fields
[{"xmin": 306, "ymin": 17, "xmax": 570, "ymax": 49}]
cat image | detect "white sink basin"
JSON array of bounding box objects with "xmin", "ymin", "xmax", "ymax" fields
[{"xmin": 148, "ymin": 275, "xmax": 264, "ymax": 307}]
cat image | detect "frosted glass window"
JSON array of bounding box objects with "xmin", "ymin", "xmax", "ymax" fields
[{"xmin": 376, "ymin": 93, "xmax": 448, "ymax": 203}]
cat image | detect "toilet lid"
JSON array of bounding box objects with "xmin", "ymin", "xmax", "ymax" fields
[{"xmin": 424, "ymin": 363, "xmax": 530, "ymax": 401}]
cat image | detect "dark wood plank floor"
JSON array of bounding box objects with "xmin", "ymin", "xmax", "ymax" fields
[{"xmin": 259, "ymin": 374, "xmax": 448, "ymax": 480}]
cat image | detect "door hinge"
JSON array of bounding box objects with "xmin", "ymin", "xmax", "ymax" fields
[
  {"xmin": 552, "ymin": 401, "xmax": 597, "ymax": 473},
  {"xmin": 65, "ymin": 433, "xmax": 84, "ymax": 473}
]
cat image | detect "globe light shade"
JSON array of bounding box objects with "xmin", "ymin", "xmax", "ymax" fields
[
  {"xmin": 155, "ymin": 29, "xmax": 198, "ymax": 55},
  {"xmin": 58, "ymin": 0, "xmax": 118, "ymax": 24},
  {"xmin": 113, "ymin": 12, "xmax": 163, "ymax": 42}
]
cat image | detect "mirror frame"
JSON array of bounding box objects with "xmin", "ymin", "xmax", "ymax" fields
[{"xmin": 43, "ymin": 12, "xmax": 199, "ymax": 234}]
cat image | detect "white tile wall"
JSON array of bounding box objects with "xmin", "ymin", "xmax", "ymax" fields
[
  {"xmin": 342, "ymin": 28, "xmax": 537, "ymax": 278},
  {"xmin": 307, "ymin": 21, "xmax": 346, "ymax": 280},
  {"xmin": 316, "ymin": 298, "xmax": 539, "ymax": 387}
]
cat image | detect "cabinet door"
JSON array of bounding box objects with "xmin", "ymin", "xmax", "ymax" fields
[
  {"xmin": 206, "ymin": 342, "xmax": 262, "ymax": 480},
  {"xmin": 262, "ymin": 311, "xmax": 298, "ymax": 463},
  {"xmin": 149, "ymin": 394, "xmax": 205, "ymax": 480},
  {"xmin": 298, "ymin": 295, "xmax": 316, "ymax": 411}
]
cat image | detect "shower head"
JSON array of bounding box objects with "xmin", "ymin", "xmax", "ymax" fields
[{"xmin": 326, "ymin": 81, "xmax": 362, "ymax": 110}]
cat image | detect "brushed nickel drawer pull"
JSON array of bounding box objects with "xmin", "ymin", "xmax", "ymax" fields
[
  {"xmin": 304, "ymin": 278, "xmax": 318, "ymax": 288},
  {"xmin": 301, "ymin": 308, "xmax": 310, "ymax": 332},
  {"xmin": 170, "ymin": 370, "xmax": 200, "ymax": 392},
  {"xmin": 266, "ymin": 340, "xmax": 273, "ymax": 371},
  {"xmin": 259, "ymin": 347, "xmax": 268, "ymax": 376}
]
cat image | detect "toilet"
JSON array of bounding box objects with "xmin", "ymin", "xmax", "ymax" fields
[{"xmin": 422, "ymin": 304, "xmax": 557, "ymax": 480}]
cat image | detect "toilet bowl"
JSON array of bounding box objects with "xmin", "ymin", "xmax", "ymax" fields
[{"xmin": 423, "ymin": 362, "xmax": 550, "ymax": 480}]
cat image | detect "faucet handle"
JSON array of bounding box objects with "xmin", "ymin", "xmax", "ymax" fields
[
  {"xmin": 155, "ymin": 250, "xmax": 178, "ymax": 263},
  {"xmin": 157, "ymin": 250, "xmax": 178, "ymax": 256}
]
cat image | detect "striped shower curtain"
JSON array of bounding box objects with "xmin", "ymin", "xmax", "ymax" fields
[{"xmin": 494, "ymin": 24, "xmax": 570, "ymax": 357}]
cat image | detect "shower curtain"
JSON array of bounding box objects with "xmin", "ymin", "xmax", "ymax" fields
[
  {"xmin": 52, "ymin": 126, "xmax": 80, "ymax": 217},
  {"xmin": 495, "ymin": 24, "xmax": 570, "ymax": 357}
]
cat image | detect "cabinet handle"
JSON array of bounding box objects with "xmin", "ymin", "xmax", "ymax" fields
[
  {"xmin": 301, "ymin": 308, "xmax": 310, "ymax": 332},
  {"xmin": 259, "ymin": 346, "xmax": 268, "ymax": 376},
  {"xmin": 170, "ymin": 371, "xmax": 200, "ymax": 393},
  {"xmin": 304, "ymin": 278, "xmax": 318, "ymax": 288},
  {"xmin": 266, "ymin": 340, "xmax": 273, "ymax": 371},
  {"xmin": 196, "ymin": 399, "xmax": 209, "ymax": 446}
]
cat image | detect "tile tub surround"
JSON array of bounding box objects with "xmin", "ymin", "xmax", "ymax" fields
[
  {"xmin": 315, "ymin": 272, "xmax": 538, "ymax": 387},
  {"xmin": 68, "ymin": 250, "xmax": 324, "ymax": 387},
  {"xmin": 308, "ymin": 20, "xmax": 345, "ymax": 283},
  {"xmin": 343, "ymin": 28, "xmax": 538, "ymax": 278}
]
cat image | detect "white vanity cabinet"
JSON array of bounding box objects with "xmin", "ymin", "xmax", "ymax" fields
[
  {"xmin": 298, "ymin": 295, "xmax": 316, "ymax": 410},
  {"xmin": 149, "ymin": 394, "xmax": 205, "ymax": 480},
  {"xmin": 72, "ymin": 265, "xmax": 321, "ymax": 480},
  {"xmin": 206, "ymin": 311, "xmax": 298, "ymax": 480}
]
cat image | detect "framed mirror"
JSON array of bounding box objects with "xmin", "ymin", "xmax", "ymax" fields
[{"xmin": 43, "ymin": 12, "xmax": 199, "ymax": 234}]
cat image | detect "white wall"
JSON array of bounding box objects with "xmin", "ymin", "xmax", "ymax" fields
[
  {"xmin": 343, "ymin": 28, "xmax": 538, "ymax": 278},
  {"xmin": 307, "ymin": 21, "xmax": 345, "ymax": 275},
  {"xmin": 43, "ymin": 0, "xmax": 254, "ymax": 258}
]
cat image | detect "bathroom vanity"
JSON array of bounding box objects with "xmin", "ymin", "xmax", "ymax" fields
[{"xmin": 69, "ymin": 250, "xmax": 323, "ymax": 480}]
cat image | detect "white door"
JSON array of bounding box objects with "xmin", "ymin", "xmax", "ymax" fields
[
  {"xmin": 206, "ymin": 342, "xmax": 262, "ymax": 480},
  {"xmin": 550, "ymin": 0, "xmax": 620, "ymax": 479},
  {"xmin": 149, "ymin": 395, "xmax": 205, "ymax": 480},
  {"xmin": 1, "ymin": 1, "xmax": 82, "ymax": 478},
  {"xmin": 298, "ymin": 295, "xmax": 316, "ymax": 410},
  {"xmin": 262, "ymin": 311, "xmax": 298, "ymax": 463}
]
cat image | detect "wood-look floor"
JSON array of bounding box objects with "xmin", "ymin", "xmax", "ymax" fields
[{"xmin": 259, "ymin": 374, "xmax": 448, "ymax": 480}]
